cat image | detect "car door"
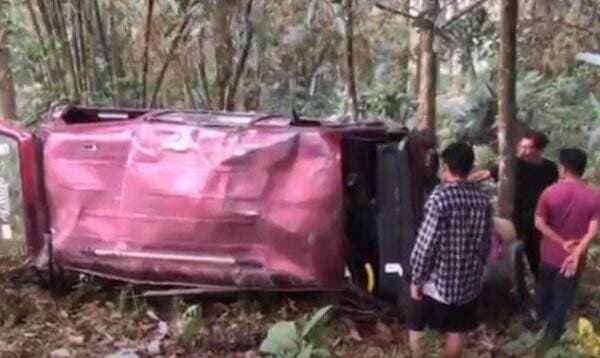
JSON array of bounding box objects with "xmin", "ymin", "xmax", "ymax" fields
[{"xmin": 0, "ymin": 118, "xmax": 45, "ymax": 260}]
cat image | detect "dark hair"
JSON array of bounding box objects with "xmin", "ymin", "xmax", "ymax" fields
[
  {"xmin": 522, "ymin": 130, "xmax": 549, "ymax": 150},
  {"xmin": 441, "ymin": 142, "xmax": 474, "ymax": 177},
  {"xmin": 559, "ymin": 148, "xmax": 587, "ymax": 177}
]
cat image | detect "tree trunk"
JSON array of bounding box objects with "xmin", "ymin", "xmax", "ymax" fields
[
  {"xmin": 409, "ymin": 0, "xmax": 420, "ymax": 98},
  {"xmin": 177, "ymin": 57, "xmax": 195, "ymax": 108},
  {"xmin": 213, "ymin": 0, "xmax": 236, "ymax": 110},
  {"xmin": 35, "ymin": 0, "xmax": 67, "ymax": 94},
  {"xmin": 522, "ymin": 0, "xmax": 536, "ymax": 19},
  {"xmin": 449, "ymin": 1, "xmax": 464, "ymax": 95},
  {"xmin": 109, "ymin": 2, "xmax": 121, "ymax": 106},
  {"xmin": 246, "ymin": 3, "xmax": 266, "ymax": 112},
  {"xmin": 24, "ymin": 0, "xmax": 53, "ymax": 85},
  {"xmin": 496, "ymin": 0, "xmax": 519, "ymax": 219},
  {"xmin": 225, "ymin": 0, "xmax": 255, "ymax": 111},
  {"xmin": 141, "ymin": 0, "xmax": 155, "ymax": 107},
  {"xmin": 51, "ymin": 0, "xmax": 80, "ymax": 99},
  {"xmin": 93, "ymin": 0, "xmax": 112, "ymax": 76},
  {"xmin": 398, "ymin": 0, "xmax": 411, "ymax": 97},
  {"xmin": 0, "ymin": 10, "xmax": 17, "ymax": 120},
  {"xmin": 413, "ymin": 45, "xmax": 421, "ymax": 97},
  {"xmin": 149, "ymin": 11, "xmax": 193, "ymax": 107},
  {"xmin": 83, "ymin": 1, "xmax": 98, "ymax": 94},
  {"xmin": 308, "ymin": 39, "xmax": 333, "ymax": 96},
  {"xmin": 197, "ymin": 28, "xmax": 212, "ymax": 108},
  {"xmin": 566, "ymin": 0, "xmax": 584, "ymax": 23},
  {"xmin": 344, "ymin": 0, "xmax": 359, "ymax": 122},
  {"xmin": 73, "ymin": 0, "xmax": 87, "ymax": 98},
  {"xmin": 416, "ymin": 0, "xmax": 438, "ymax": 131}
]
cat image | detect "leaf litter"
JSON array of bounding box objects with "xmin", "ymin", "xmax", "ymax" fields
[{"xmin": 1, "ymin": 254, "xmax": 600, "ymax": 357}]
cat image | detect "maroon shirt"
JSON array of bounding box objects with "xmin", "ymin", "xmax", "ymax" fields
[{"xmin": 535, "ymin": 180, "xmax": 600, "ymax": 268}]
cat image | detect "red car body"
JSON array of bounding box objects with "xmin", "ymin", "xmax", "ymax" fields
[
  {"xmin": 3, "ymin": 106, "xmax": 396, "ymax": 292},
  {"xmin": 0, "ymin": 105, "xmax": 520, "ymax": 305}
]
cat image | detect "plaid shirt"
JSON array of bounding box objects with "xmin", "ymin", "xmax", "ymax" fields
[{"xmin": 411, "ymin": 181, "xmax": 493, "ymax": 305}]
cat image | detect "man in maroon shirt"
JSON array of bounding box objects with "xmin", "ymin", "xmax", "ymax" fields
[{"xmin": 534, "ymin": 148, "xmax": 600, "ymax": 343}]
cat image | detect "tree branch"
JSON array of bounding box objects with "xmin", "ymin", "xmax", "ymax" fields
[
  {"xmin": 522, "ymin": 16, "xmax": 600, "ymax": 35},
  {"xmin": 197, "ymin": 27, "xmax": 212, "ymax": 108},
  {"xmin": 439, "ymin": 0, "xmax": 461, "ymax": 13},
  {"xmin": 441, "ymin": 0, "xmax": 490, "ymax": 29},
  {"xmin": 24, "ymin": 0, "xmax": 53, "ymax": 83},
  {"xmin": 93, "ymin": 0, "xmax": 112, "ymax": 75},
  {"xmin": 51, "ymin": 0, "xmax": 80, "ymax": 99},
  {"xmin": 149, "ymin": 8, "xmax": 194, "ymax": 107},
  {"xmin": 225, "ymin": 0, "xmax": 254, "ymax": 111},
  {"xmin": 374, "ymin": 2, "xmax": 418, "ymax": 20},
  {"xmin": 141, "ymin": 0, "xmax": 155, "ymax": 107},
  {"xmin": 345, "ymin": 0, "xmax": 359, "ymax": 122},
  {"xmin": 553, "ymin": 19, "xmax": 599, "ymax": 35}
]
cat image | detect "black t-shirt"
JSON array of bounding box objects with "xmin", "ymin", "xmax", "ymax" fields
[{"xmin": 491, "ymin": 158, "xmax": 558, "ymax": 234}]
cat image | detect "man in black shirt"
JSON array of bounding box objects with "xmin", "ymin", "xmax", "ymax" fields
[{"xmin": 471, "ymin": 131, "xmax": 558, "ymax": 277}]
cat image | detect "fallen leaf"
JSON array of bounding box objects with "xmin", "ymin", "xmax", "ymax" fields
[
  {"xmin": 146, "ymin": 310, "xmax": 159, "ymax": 321},
  {"xmin": 157, "ymin": 321, "xmax": 168, "ymax": 336},
  {"xmin": 341, "ymin": 318, "xmax": 363, "ymax": 342},
  {"xmin": 68, "ymin": 334, "xmax": 85, "ymax": 345},
  {"xmin": 50, "ymin": 348, "xmax": 70, "ymax": 358},
  {"xmin": 104, "ymin": 349, "xmax": 139, "ymax": 358},
  {"xmin": 287, "ymin": 298, "xmax": 298, "ymax": 312},
  {"xmin": 364, "ymin": 347, "xmax": 383, "ymax": 358},
  {"xmin": 349, "ymin": 328, "xmax": 363, "ymax": 342},
  {"xmin": 146, "ymin": 340, "xmax": 161, "ymax": 355},
  {"xmin": 375, "ymin": 321, "xmax": 391, "ymax": 336}
]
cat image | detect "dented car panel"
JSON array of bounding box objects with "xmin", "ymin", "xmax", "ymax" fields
[{"xmin": 33, "ymin": 107, "xmax": 387, "ymax": 289}]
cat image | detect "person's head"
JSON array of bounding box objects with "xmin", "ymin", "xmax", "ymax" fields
[
  {"xmin": 518, "ymin": 130, "xmax": 549, "ymax": 162},
  {"xmin": 558, "ymin": 148, "xmax": 587, "ymax": 179},
  {"xmin": 440, "ymin": 142, "xmax": 474, "ymax": 182}
]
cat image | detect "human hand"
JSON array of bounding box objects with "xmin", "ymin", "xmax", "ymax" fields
[
  {"xmin": 560, "ymin": 254, "xmax": 579, "ymax": 278},
  {"xmin": 563, "ymin": 240, "xmax": 580, "ymax": 253},
  {"xmin": 410, "ymin": 284, "xmax": 423, "ymax": 300}
]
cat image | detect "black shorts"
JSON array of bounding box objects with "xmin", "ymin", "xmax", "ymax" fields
[{"xmin": 407, "ymin": 295, "xmax": 480, "ymax": 333}]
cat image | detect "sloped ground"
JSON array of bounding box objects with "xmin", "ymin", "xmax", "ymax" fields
[{"xmin": 1, "ymin": 253, "xmax": 599, "ymax": 358}]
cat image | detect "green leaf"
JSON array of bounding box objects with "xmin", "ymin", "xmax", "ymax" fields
[
  {"xmin": 577, "ymin": 52, "xmax": 600, "ymax": 67},
  {"xmin": 259, "ymin": 321, "xmax": 300, "ymax": 355},
  {"xmin": 502, "ymin": 329, "xmax": 545, "ymax": 354},
  {"xmin": 297, "ymin": 343, "xmax": 313, "ymax": 358},
  {"xmin": 312, "ymin": 348, "xmax": 331, "ymax": 357},
  {"xmin": 301, "ymin": 306, "xmax": 332, "ymax": 338},
  {"xmin": 544, "ymin": 344, "xmax": 577, "ymax": 358},
  {"xmin": 177, "ymin": 304, "xmax": 203, "ymax": 347}
]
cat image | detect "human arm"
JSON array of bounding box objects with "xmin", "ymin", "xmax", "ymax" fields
[
  {"xmin": 468, "ymin": 164, "xmax": 498, "ymax": 183},
  {"xmin": 534, "ymin": 189, "xmax": 565, "ymax": 246},
  {"xmin": 468, "ymin": 169, "xmax": 492, "ymax": 182},
  {"xmin": 561, "ymin": 218, "xmax": 599, "ymax": 276},
  {"xmin": 410, "ymin": 196, "xmax": 444, "ymax": 299},
  {"xmin": 479, "ymin": 205, "xmax": 494, "ymax": 263},
  {"xmin": 573, "ymin": 218, "xmax": 600, "ymax": 255},
  {"xmin": 535, "ymin": 215, "xmax": 565, "ymax": 246}
]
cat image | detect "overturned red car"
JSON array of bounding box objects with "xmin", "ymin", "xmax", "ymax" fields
[{"xmin": 3, "ymin": 105, "xmax": 507, "ymax": 304}]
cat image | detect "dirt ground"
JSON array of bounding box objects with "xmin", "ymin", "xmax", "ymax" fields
[{"xmin": 1, "ymin": 254, "xmax": 599, "ymax": 358}]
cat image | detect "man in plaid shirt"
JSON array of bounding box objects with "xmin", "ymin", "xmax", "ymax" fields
[{"xmin": 408, "ymin": 142, "xmax": 493, "ymax": 358}]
